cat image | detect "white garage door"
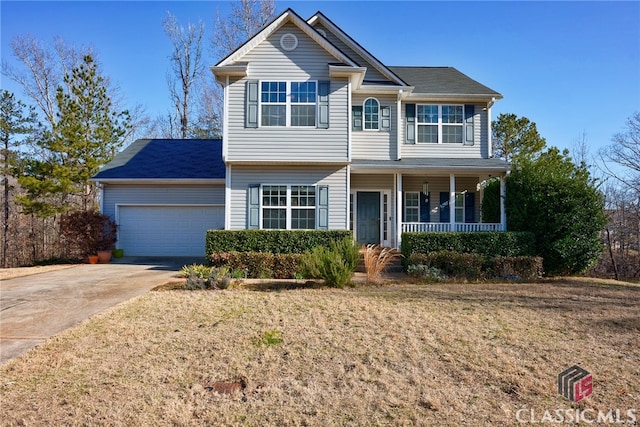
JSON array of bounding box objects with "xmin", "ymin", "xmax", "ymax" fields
[{"xmin": 118, "ymin": 206, "xmax": 224, "ymax": 256}]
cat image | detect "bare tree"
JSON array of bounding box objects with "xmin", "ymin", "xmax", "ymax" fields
[
  {"xmin": 211, "ymin": 0, "xmax": 276, "ymax": 60},
  {"xmin": 163, "ymin": 12, "xmax": 205, "ymax": 139},
  {"xmin": 602, "ymin": 112, "xmax": 640, "ymax": 194}
]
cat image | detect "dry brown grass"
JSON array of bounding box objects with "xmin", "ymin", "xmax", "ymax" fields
[
  {"xmin": 361, "ymin": 244, "xmax": 402, "ymax": 284},
  {"xmin": 0, "ymin": 264, "xmax": 79, "ymax": 280},
  {"xmin": 1, "ymin": 280, "xmax": 638, "ymax": 426}
]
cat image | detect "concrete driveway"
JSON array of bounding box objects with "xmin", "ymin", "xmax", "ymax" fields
[{"xmin": 0, "ymin": 257, "xmax": 198, "ymax": 364}]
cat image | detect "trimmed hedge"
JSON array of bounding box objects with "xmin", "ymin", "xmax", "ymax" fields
[
  {"xmin": 406, "ymin": 251, "xmax": 543, "ymax": 281},
  {"xmin": 210, "ymin": 252, "xmax": 302, "ymax": 279},
  {"xmin": 206, "ymin": 230, "xmax": 353, "ymax": 256},
  {"xmin": 401, "ymin": 231, "xmax": 536, "ymax": 259}
]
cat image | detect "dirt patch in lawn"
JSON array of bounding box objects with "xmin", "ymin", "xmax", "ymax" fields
[{"xmin": 0, "ymin": 281, "xmax": 638, "ymax": 426}]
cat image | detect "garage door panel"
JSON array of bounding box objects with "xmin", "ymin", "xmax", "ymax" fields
[{"xmin": 118, "ymin": 206, "xmax": 224, "ymax": 256}]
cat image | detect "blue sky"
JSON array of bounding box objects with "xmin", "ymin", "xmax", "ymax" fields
[{"xmin": 1, "ymin": 1, "xmax": 639, "ymax": 158}]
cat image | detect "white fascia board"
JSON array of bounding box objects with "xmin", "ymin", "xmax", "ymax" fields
[
  {"xmin": 91, "ymin": 179, "xmax": 226, "ymax": 185},
  {"xmin": 307, "ymin": 13, "xmax": 407, "ymax": 87},
  {"xmin": 217, "ymin": 10, "xmax": 357, "ymax": 69},
  {"xmin": 329, "ymin": 65, "xmax": 366, "ymax": 88},
  {"xmin": 404, "ymin": 93, "xmax": 504, "ymax": 102},
  {"xmin": 350, "ymin": 164, "xmax": 510, "ymax": 174},
  {"xmin": 210, "ymin": 64, "xmax": 248, "ymax": 84},
  {"xmin": 353, "ymin": 85, "xmax": 414, "ymax": 95}
]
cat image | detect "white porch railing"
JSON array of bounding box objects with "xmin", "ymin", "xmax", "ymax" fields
[{"xmin": 401, "ymin": 223, "xmax": 505, "ymax": 233}]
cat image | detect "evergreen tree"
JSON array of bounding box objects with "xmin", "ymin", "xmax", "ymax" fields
[
  {"xmin": 0, "ymin": 91, "xmax": 38, "ymax": 267},
  {"xmin": 17, "ymin": 55, "xmax": 131, "ymax": 215}
]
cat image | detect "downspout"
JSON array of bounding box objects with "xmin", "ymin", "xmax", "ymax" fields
[
  {"xmin": 396, "ymin": 90, "xmax": 402, "ymax": 160},
  {"xmin": 223, "ymin": 76, "xmax": 229, "ymax": 161},
  {"xmin": 487, "ymin": 97, "xmax": 495, "ymax": 158}
]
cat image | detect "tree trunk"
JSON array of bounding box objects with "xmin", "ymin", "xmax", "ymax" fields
[{"xmin": 605, "ymin": 227, "xmax": 619, "ymax": 281}]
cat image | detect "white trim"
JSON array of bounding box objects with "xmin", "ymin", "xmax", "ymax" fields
[
  {"xmin": 216, "ymin": 10, "xmax": 357, "ymax": 68},
  {"xmin": 225, "ymin": 164, "xmax": 231, "ymax": 230},
  {"xmin": 396, "ymin": 173, "xmax": 403, "ymax": 249},
  {"xmin": 346, "ymin": 164, "xmax": 351, "ymax": 228},
  {"xmin": 347, "ymin": 80, "xmax": 352, "ymax": 162},
  {"xmin": 351, "ymin": 189, "xmax": 391, "ymax": 246},
  {"xmin": 91, "ymin": 179, "xmax": 225, "ymax": 185},
  {"xmin": 396, "ymin": 92, "xmax": 402, "ymax": 160},
  {"xmin": 449, "ymin": 174, "xmax": 456, "ymax": 228},
  {"xmin": 258, "ymin": 80, "xmax": 318, "ymax": 128},
  {"xmin": 223, "ymin": 75, "xmax": 229, "ymax": 160},
  {"xmin": 415, "ymin": 104, "xmax": 465, "ymax": 144},
  {"xmin": 487, "ymin": 102, "xmax": 493, "ymax": 158},
  {"xmin": 258, "ymin": 184, "xmax": 319, "ymax": 230},
  {"xmin": 362, "ymin": 97, "xmax": 380, "ymax": 131}
]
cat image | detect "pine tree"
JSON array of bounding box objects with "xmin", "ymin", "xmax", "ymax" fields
[
  {"xmin": 17, "ymin": 55, "xmax": 131, "ymax": 214},
  {"xmin": 0, "ymin": 91, "xmax": 38, "ymax": 267}
]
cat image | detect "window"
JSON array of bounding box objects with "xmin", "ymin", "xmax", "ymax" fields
[
  {"xmin": 364, "ymin": 98, "xmax": 379, "ymax": 130},
  {"xmin": 291, "ymin": 82, "xmax": 317, "ymax": 127},
  {"xmin": 415, "ymin": 104, "xmax": 465, "ymax": 144},
  {"xmin": 291, "ymin": 185, "xmax": 316, "ymax": 229},
  {"xmin": 404, "ymin": 192, "xmax": 420, "ymax": 222},
  {"xmin": 258, "ymin": 185, "xmax": 318, "ymax": 230},
  {"xmin": 260, "ymin": 81, "xmax": 316, "ymax": 127},
  {"xmin": 262, "ymin": 185, "xmax": 287, "ymax": 229},
  {"xmin": 454, "ymin": 193, "xmax": 465, "ymax": 223}
]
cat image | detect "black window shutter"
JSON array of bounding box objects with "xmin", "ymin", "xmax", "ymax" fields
[
  {"xmin": 318, "ymin": 81, "xmax": 330, "ymax": 129},
  {"xmin": 465, "ymin": 192, "xmax": 475, "ymax": 223},
  {"xmin": 420, "ymin": 192, "xmax": 430, "ymax": 223},
  {"xmin": 352, "ymin": 106, "xmax": 363, "ymax": 131},
  {"xmin": 246, "ymin": 80, "xmax": 259, "ymax": 128},
  {"xmin": 406, "ymin": 104, "xmax": 415, "ymax": 144},
  {"xmin": 439, "ymin": 192, "xmax": 450, "ymax": 222},
  {"xmin": 464, "ymin": 104, "xmax": 474, "ymax": 146}
]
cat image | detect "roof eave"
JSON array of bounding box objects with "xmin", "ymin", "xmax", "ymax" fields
[
  {"xmin": 91, "ymin": 178, "xmax": 226, "ymax": 185},
  {"xmin": 403, "ymin": 93, "xmax": 504, "ymax": 102},
  {"xmin": 211, "ymin": 64, "xmax": 248, "ymax": 83}
]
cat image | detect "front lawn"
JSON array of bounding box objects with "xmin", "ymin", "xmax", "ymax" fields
[{"xmin": 1, "ymin": 280, "xmax": 638, "ymax": 426}]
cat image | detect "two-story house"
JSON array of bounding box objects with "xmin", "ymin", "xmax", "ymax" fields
[{"xmin": 93, "ymin": 9, "xmax": 508, "ymax": 257}]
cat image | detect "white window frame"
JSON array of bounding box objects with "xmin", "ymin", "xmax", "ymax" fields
[
  {"xmin": 259, "ymin": 81, "xmax": 318, "ymax": 128},
  {"xmin": 416, "ymin": 104, "xmax": 465, "ymax": 144},
  {"xmin": 454, "ymin": 192, "xmax": 465, "ymax": 223},
  {"xmin": 363, "ymin": 97, "xmax": 380, "ymax": 131},
  {"xmin": 404, "ymin": 191, "xmax": 420, "ymax": 222},
  {"xmin": 260, "ymin": 184, "xmax": 318, "ymax": 230}
]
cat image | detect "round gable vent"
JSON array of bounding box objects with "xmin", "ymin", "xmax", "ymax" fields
[{"xmin": 280, "ymin": 33, "xmax": 298, "ymax": 51}]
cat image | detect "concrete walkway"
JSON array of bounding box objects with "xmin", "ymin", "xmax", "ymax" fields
[{"xmin": 0, "ymin": 257, "xmax": 198, "ymax": 364}]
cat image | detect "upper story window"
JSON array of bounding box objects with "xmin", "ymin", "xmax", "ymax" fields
[
  {"xmin": 364, "ymin": 98, "xmax": 380, "ymax": 130},
  {"xmin": 352, "ymin": 99, "xmax": 390, "ymax": 132},
  {"xmin": 406, "ymin": 104, "xmax": 475, "ymax": 145},
  {"xmin": 246, "ymin": 80, "xmax": 329, "ymax": 129}
]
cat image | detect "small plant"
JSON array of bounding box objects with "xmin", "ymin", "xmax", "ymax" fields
[
  {"xmin": 182, "ymin": 264, "xmax": 231, "ymax": 290},
  {"xmin": 407, "ymin": 265, "xmax": 447, "ymax": 281},
  {"xmin": 361, "ymin": 244, "xmax": 402, "ymax": 284},
  {"xmin": 300, "ymin": 238, "xmax": 360, "ymax": 288},
  {"xmin": 257, "ymin": 330, "xmax": 283, "ymax": 347}
]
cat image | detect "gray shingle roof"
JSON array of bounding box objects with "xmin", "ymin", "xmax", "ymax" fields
[
  {"xmin": 92, "ymin": 139, "xmax": 224, "ymax": 180},
  {"xmin": 351, "ymin": 158, "xmax": 509, "ymax": 172},
  {"xmin": 388, "ymin": 66, "xmax": 502, "ymax": 97}
]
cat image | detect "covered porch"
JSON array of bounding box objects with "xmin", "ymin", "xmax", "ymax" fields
[{"xmin": 349, "ymin": 158, "xmax": 509, "ymax": 248}]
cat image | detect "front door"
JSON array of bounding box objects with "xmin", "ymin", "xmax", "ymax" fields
[{"xmin": 356, "ymin": 191, "xmax": 381, "ymax": 245}]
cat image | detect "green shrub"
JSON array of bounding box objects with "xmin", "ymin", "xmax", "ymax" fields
[
  {"xmin": 206, "ymin": 230, "xmax": 353, "ymax": 256},
  {"xmin": 210, "ymin": 252, "xmax": 302, "ymax": 279},
  {"xmin": 406, "ymin": 252, "xmax": 543, "ymax": 281},
  {"xmin": 401, "ymin": 231, "xmax": 535, "ymax": 262},
  {"xmin": 407, "ymin": 250, "xmax": 486, "ymax": 281},
  {"xmin": 407, "ymin": 265, "xmax": 446, "ymax": 281},
  {"xmin": 489, "ymin": 256, "xmax": 544, "ymax": 281},
  {"xmin": 300, "ymin": 238, "xmax": 360, "ymax": 288},
  {"xmin": 182, "ymin": 264, "xmax": 231, "ymax": 290}
]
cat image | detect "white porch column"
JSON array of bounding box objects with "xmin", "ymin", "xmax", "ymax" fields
[
  {"xmin": 396, "ymin": 173, "xmax": 403, "ymax": 248},
  {"xmin": 500, "ymin": 175, "xmax": 507, "ymax": 231},
  {"xmin": 449, "ymin": 174, "xmax": 456, "ymax": 231}
]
